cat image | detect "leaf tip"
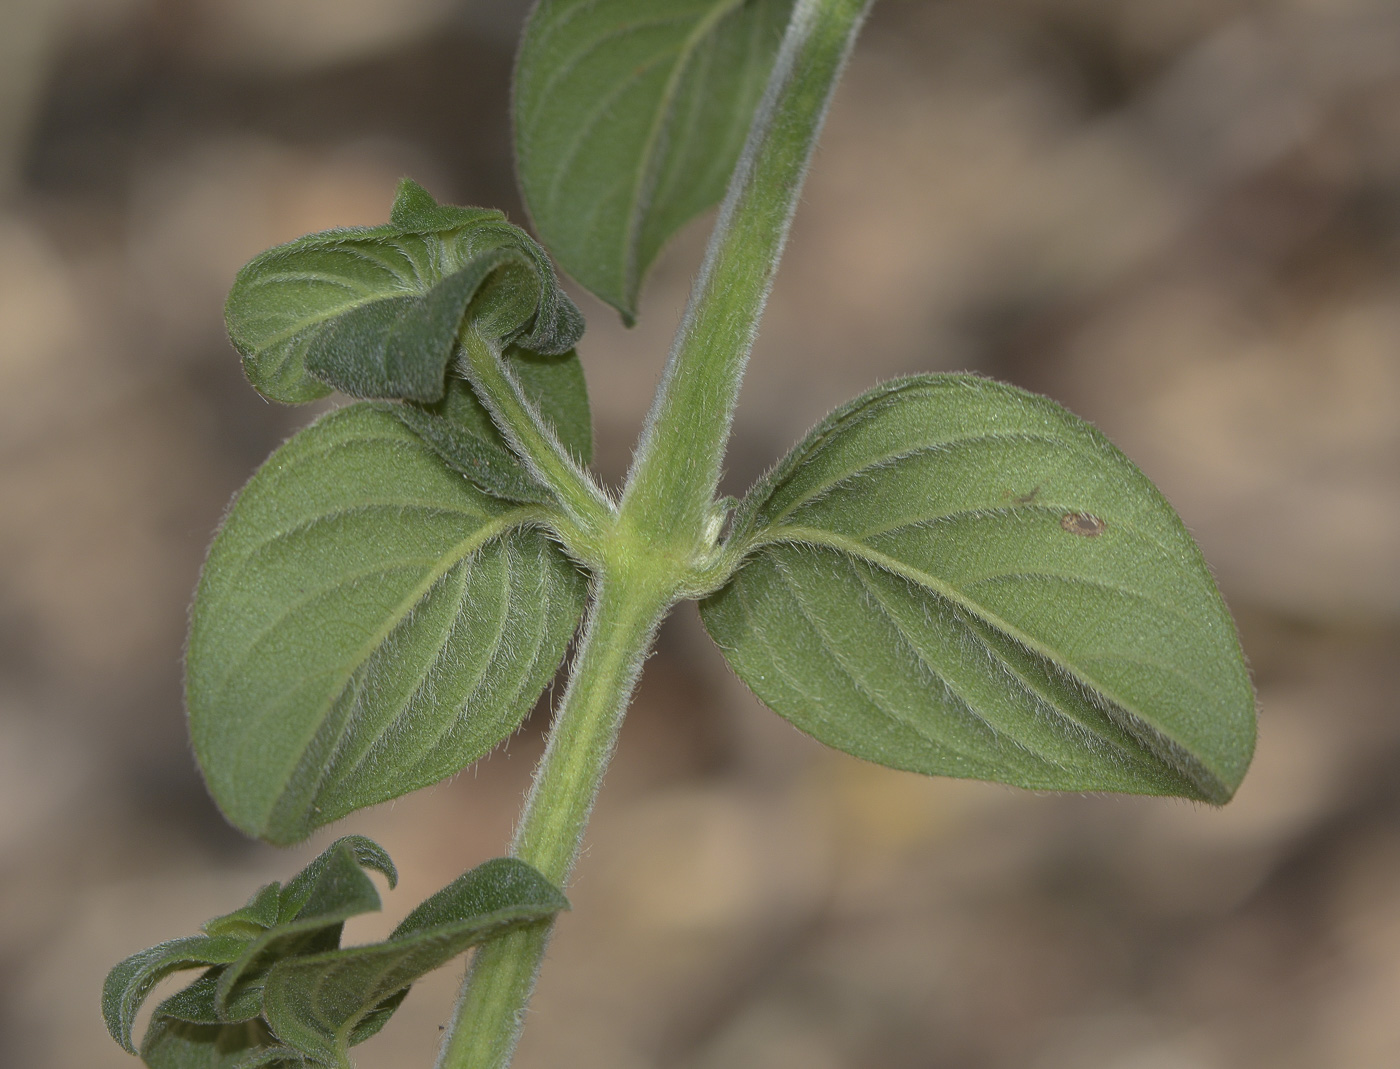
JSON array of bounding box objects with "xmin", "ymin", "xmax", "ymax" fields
[{"xmin": 389, "ymin": 177, "xmax": 441, "ymax": 228}]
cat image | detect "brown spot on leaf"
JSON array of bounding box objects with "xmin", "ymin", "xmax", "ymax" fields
[{"xmin": 1061, "ymin": 512, "xmax": 1106, "ymax": 537}]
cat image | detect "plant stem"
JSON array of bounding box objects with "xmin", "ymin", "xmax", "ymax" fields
[
  {"xmin": 458, "ymin": 324, "xmax": 615, "ymax": 548},
  {"xmin": 438, "ymin": 1, "xmax": 871, "ymax": 1065},
  {"xmin": 436, "ymin": 569, "xmax": 674, "ymax": 1069},
  {"xmin": 620, "ymin": 0, "xmax": 873, "ymax": 555}
]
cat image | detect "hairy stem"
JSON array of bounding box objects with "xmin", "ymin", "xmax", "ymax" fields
[
  {"xmin": 438, "ymin": 0, "xmax": 871, "ymax": 1064},
  {"xmin": 458, "ymin": 324, "xmax": 615, "ymax": 548},
  {"xmin": 620, "ymin": 0, "xmax": 873, "ymax": 555},
  {"xmin": 436, "ymin": 570, "xmax": 674, "ymax": 1069}
]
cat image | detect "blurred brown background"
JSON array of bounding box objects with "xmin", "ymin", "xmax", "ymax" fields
[{"xmin": 3, "ymin": 0, "xmax": 1399, "ymax": 1066}]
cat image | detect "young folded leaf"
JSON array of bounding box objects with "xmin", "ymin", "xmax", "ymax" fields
[
  {"xmin": 104, "ymin": 840, "xmax": 562, "ymax": 1067},
  {"xmin": 103, "ymin": 837, "xmax": 398, "ymax": 1062},
  {"xmin": 276, "ymin": 835, "xmax": 398, "ymax": 921},
  {"xmin": 259, "ymin": 858, "xmax": 569, "ymax": 1068},
  {"xmin": 225, "ymin": 178, "xmax": 583, "ymax": 403},
  {"xmin": 214, "ymin": 840, "xmax": 387, "ymax": 1022},
  {"xmin": 103, "ymin": 935, "xmax": 249, "ymax": 1054},
  {"xmin": 515, "ymin": 0, "xmax": 796, "ymax": 320},
  {"xmin": 702, "ymin": 375, "xmax": 1255, "ymax": 802},
  {"xmin": 187, "ymin": 406, "xmax": 587, "ymax": 844},
  {"xmin": 201, "ymin": 883, "xmax": 283, "ymax": 940}
]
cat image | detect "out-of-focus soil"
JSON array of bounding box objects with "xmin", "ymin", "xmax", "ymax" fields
[{"xmin": 2, "ymin": 1, "xmax": 1398, "ymax": 1067}]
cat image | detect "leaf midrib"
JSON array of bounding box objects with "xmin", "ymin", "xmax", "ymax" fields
[
  {"xmin": 771, "ymin": 549, "xmax": 1045, "ymax": 769},
  {"xmin": 750, "ymin": 525, "xmax": 1226, "ymax": 796},
  {"xmin": 846, "ymin": 557, "xmax": 1175, "ymax": 778},
  {"xmin": 324, "ymin": 543, "xmax": 518, "ymax": 791},
  {"xmin": 227, "ymin": 507, "xmax": 544, "ymax": 825}
]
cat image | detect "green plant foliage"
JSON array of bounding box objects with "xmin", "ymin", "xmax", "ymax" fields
[
  {"xmin": 104, "ymin": 936, "xmax": 249, "ymax": 1054},
  {"xmin": 139, "ymin": 1017, "xmax": 291, "ymax": 1069},
  {"xmin": 702, "ymin": 375, "xmax": 1256, "ymax": 802},
  {"xmin": 103, "ymin": 1, "xmax": 1262, "ymax": 1062},
  {"xmin": 379, "ymin": 348, "xmax": 591, "ymax": 505},
  {"xmin": 187, "ymin": 405, "xmax": 588, "ymax": 843},
  {"xmin": 515, "ymin": 0, "xmax": 796, "ymax": 320},
  {"xmin": 105, "ymin": 838, "xmax": 388, "ymax": 1056},
  {"xmin": 214, "ymin": 839, "xmax": 388, "ymax": 1022},
  {"xmin": 260, "ymin": 859, "xmax": 568, "ymax": 1067},
  {"xmin": 103, "ymin": 839, "xmax": 566, "ymax": 1068},
  {"xmin": 225, "ymin": 179, "xmax": 583, "ymax": 403}
]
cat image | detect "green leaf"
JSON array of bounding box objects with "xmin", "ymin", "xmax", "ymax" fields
[
  {"xmin": 152, "ymin": 973, "xmax": 225, "ymax": 1026},
  {"xmin": 216, "ymin": 840, "xmax": 388, "ymax": 1022},
  {"xmin": 379, "ymin": 344, "xmax": 592, "ymax": 504},
  {"xmin": 104, "ymin": 936, "xmax": 249, "ymax": 1053},
  {"xmin": 702, "ymin": 375, "xmax": 1256, "ymax": 802},
  {"xmin": 226, "ymin": 179, "xmax": 583, "ymax": 404},
  {"xmin": 187, "ymin": 405, "xmax": 587, "ymax": 844},
  {"xmin": 515, "ymin": 0, "xmax": 796, "ymax": 320},
  {"xmin": 106, "ymin": 839, "xmax": 405, "ymax": 1067},
  {"xmin": 202, "ymin": 884, "xmax": 283, "ymax": 940},
  {"xmin": 139, "ymin": 1016, "xmax": 296, "ymax": 1069},
  {"xmin": 260, "ymin": 858, "xmax": 568, "ymax": 1067},
  {"xmin": 277, "ymin": 836, "xmax": 398, "ymax": 921}
]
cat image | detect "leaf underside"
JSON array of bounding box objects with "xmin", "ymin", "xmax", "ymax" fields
[
  {"xmin": 515, "ymin": 0, "xmax": 795, "ymax": 320},
  {"xmin": 187, "ymin": 405, "xmax": 587, "ymax": 844},
  {"xmin": 702, "ymin": 375, "xmax": 1256, "ymax": 802}
]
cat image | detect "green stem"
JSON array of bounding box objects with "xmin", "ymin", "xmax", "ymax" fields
[
  {"xmin": 438, "ymin": 1, "xmax": 871, "ymax": 1065},
  {"xmin": 436, "ymin": 570, "xmax": 673, "ymax": 1069},
  {"xmin": 620, "ymin": 0, "xmax": 873, "ymax": 555},
  {"xmin": 459, "ymin": 323, "xmax": 615, "ymax": 549}
]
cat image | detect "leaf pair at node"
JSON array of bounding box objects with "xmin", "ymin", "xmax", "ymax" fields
[
  {"xmin": 511, "ymin": 0, "xmax": 1253, "ymax": 800},
  {"xmin": 103, "ymin": 837, "xmax": 567, "ymax": 1068},
  {"xmin": 195, "ymin": 183, "xmax": 596, "ymax": 844}
]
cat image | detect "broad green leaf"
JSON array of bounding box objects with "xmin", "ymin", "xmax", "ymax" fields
[
  {"xmin": 515, "ymin": 0, "xmax": 795, "ymax": 320},
  {"xmin": 226, "ymin": 179, "xmax": 583, "ymax": 403},
  {"xmin": 260, "ymin": 858, "xmax": 568, "ymax": 1067},
  {"xmin": 702, "ymin": 375, "xmax": 1255, "ymax": 802},
  {"xmin": 187, "ymin": 405, "xmax": 587, "ymax": 844},
  {"xmin": 104, "ymin": 935, "xmax": 249, "ymax": 1052},
  {"xmin": 379, "ymin": 344, "xmax": 592, "ymax": 504}
]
